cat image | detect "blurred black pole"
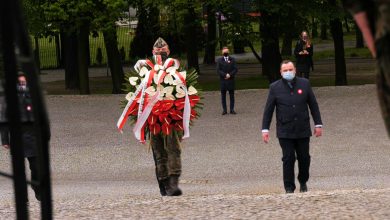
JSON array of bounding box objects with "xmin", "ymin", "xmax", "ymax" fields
[
  {"xmin": 11, "ymin": 0, "xmax": 53, "ymax": 219},
  {"xmin": 1, "ymin": 0, "xmax": 53, "ymax": 219},
  {"xmin": 0, "ymin": 1, "xmax": 29, "ymax": 220}
]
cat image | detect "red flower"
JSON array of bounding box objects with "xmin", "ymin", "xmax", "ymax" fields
[
  {"xmin": 159, "ymin": 112, "xmax": 171, "ymax": 125},
  {"xmin": 189, "ymin": 95, "xmax": 200, "ymax": 107},
  {"xmin": 174, "ymin": 121, "xmax": 184, "ymax": 131},
  {"xmin": 149, "ymin": 123, "xmax": 161, "ymax": 135},
  {"xmin": 152, "ymin": 102, "xmax": 162, "ymax": 115},
  {"xmin": 190, "ymin": 109, "xmax": 197, "ymax": 119},
  {"xmin": 148, "ymin": 114, "xmax": 158, "ymax": 125},
  {"xmin": 160, "ymin": 100, "xmax": 174, "ymax": 111},
  {"xmin": 175, "ymin": 98, "xmax": 185, "ymax": 110},
  {"xmin": 169, "ymin": 109, "xmax": 183, "ymax": 120},
  {"xmin": 162, "ymin": 123, "xmax": 173, "ymax": 135}
]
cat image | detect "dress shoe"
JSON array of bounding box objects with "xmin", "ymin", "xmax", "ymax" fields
[
  {"xmin": 230, "ymin": 110, "xmax": 237, "ymax": 114},
  {"xmin": 158, "ymin": 180, "xmax": 167, "ymax": 196},
  {"xmin": 222, "ymin": 111, "xmax": 227, "ymax": 115},
  {"xmin": 285, "ymin": 189, "xmax": 294, "ymax": 194},
  {"xmin": 300, "ymin": 183, "xmax": 308, "ymax": 193}
]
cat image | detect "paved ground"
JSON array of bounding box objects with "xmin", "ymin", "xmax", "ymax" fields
[{"xmin": 1, "ymin": 85, "xmax": 390, "ymax": 219}]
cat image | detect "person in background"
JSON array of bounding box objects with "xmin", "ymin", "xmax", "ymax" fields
[
  {"xmin": 294, "ymin": 31, "xmax": 313, "ymax": 79},
  {"xmin": 1, "ymin": 73, "xmax": 40, "ymax": 201},
  {"xmin": 216, "ymin": 47, "xmax": 238, "ymax": 115}
]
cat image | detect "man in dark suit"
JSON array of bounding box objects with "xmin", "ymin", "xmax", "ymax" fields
[
  {"xmin": 261, "ymin": 60, "xmax": 323, "ymax": 193},
  {"xmin": 216, "ymin": 47, "xmax": 238, "ymax": 115},
  {"xmin": 1, "ymin": 73, "xmax": 41, "ymax": 201}
]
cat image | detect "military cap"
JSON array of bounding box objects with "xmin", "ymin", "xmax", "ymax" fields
[{"xmin": 153, "ymin": 37, "xmax": 168, "ymax": 48}]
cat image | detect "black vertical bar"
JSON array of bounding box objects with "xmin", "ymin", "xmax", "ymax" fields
[
  {"xmin": 11, "ymin": 0, "xmax": 53, "ymax": 218},
  {"xmin": 0, "ymin": 1, "xmax": 29, "ymax": 219}
]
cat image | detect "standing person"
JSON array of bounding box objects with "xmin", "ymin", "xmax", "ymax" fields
[
  {"xmin": 343, "ymin": 0, "xmax": 390, "ymax": 137},
  {"xmin": 261, "ymin": 60, "xmax": 323, "ymax": 193},
  {"xmin": 1, "ymin": 73, "xmax": 40, "ymax": 201},
  {"xmin": 294, "ymin": 31, "xmax": 313, "ymax": 79},
  {"xmin": 134, "ymin": 38, "xmax": 182, "ymax": 196},
  {"xmin": 216, "ymin": 47, "xmax": 238, "ymax": 115}
]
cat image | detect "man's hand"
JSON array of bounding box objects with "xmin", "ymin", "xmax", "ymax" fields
[
  {"xmin": 314, "ymin": 127, "xmax": 322, "ymax": 137},
  {"xmin": 262, "ymin": 132, "xmax": 270, "ymax": 143},
  {"xmin": 225, "ymin": 73, "xmax": 230, "ymax": 79},
  {"xmin": 2, "ymin": 144, "xmax": 10, "ymax": 149}
]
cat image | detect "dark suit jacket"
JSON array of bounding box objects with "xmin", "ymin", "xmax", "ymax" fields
[
  {"xmin": 216, "ymin": 56, "xmax": 238, "ymax": 91},
  {"xmin": 1, "ymin": 92, "xmax": 37, "ymax": 157},
  {"xmin": 262, "ymin": 77, "xmax": 322, "ymax": 139}
]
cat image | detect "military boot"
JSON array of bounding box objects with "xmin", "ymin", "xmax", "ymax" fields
[
  {"xmin": 166, "ymin": 175, "xmax": 182, "ymax": 196},
  {"xmin": 158, "ymin": 180, "xmax": 167, "ymax": 196}
]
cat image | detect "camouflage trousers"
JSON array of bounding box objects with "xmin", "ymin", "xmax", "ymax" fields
[
  {"xmin": 376, "ymin": 4, "xmax": 390, "ymax": 137},
  {"xmin": 150, "ymin": 134, "xmax": 181, "ymax": 180}
]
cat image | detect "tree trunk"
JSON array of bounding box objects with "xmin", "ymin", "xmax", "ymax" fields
[
  {"xmin": 320, "ymin": 22, "xmax": 328, "ymax": 40},
  {"xmin": 281, "ymin": 34, "xmax": 293, "ymax": 56},
  {"xmin": 344, "ymin": 17, "xmax": 350, "ymax": 32},
  {"xmin": 355, "ymin": 22, "xmax": 364, "ymax": 48},
  {"xmin": 330, "ymin": 17, "xmax": 347, "ymax": 86},
  {"xmin": 203, "ymin": 3, "xmax": 216, "ymax": 64},
  {"xmin": 103, "ymin": 27, "xmax": 125, "ymax": 94},
  {"xmin": 55, "ymin": 34, "xmax": 61, "ymax": 68},
  {"xmin": 260, "ymin": 12, "xmax": 282, "ymax": 83},
  {"xmin": 34, "ymin": 36, "xmax": 41, "ymax": 74},
  {"xmin": 184, "ymin": 4, "xmax": 200, "ymax": 73},
  {"xmin": 312, "ymin": 17, "xmax": 318, "ymax": 38},
  {"xmin": 77, "ymin": 22, "xmax": 90, "ymax": 94},
  {"xmin": 63, "ymin": 31, "xmax": 79, "ymax": 89}
]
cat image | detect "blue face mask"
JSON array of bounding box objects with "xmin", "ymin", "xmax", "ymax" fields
[{"xmin": 282, "ymin": 71, "xmax": 295, "ymax": 81}]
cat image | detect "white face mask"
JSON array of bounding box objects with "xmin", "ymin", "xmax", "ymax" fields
[{"xmin": 282, "ymin": 71, "xmax": 295, "ymax": 81}]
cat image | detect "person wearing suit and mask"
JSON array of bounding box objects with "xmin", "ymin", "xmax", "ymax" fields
[
  {"xmin": 294, "ymin": 31, "xmax": 313, "ymax": 79},
  {"xmin": 216, "ymin": 47, "xmax": 238, "ymax": 115},
  {"xmin": 261, "ymin": 60, "xmax": 323, "ymax": 194},
  {"xmin": 1, "ymin": 73, "xmax": 41, "ymax": 201}
]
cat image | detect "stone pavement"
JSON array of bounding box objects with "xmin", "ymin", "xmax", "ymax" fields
[{"xmin": 1, "ymin": 85, "xmax": 390, "ymax": 219}]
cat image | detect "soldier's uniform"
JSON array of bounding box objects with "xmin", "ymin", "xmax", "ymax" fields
[
  {"xmin": 136, "ymin": 38, "xmax": 182, "ymax": 196},
  {"xmin": 344, "ymin": 0, "xmax": 390, "ymax": 136}
]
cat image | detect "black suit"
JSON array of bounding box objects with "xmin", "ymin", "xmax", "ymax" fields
[
  {"xmin": 294, "ymin": 40, "xmax": 313, "ymax": 79},
  {"xmin": 216, "ymin": 56, "xmax": 238, "ymax": 112},
  {"xmin": 262, "ymin": 77, "xmax": 322, "ymax": 192}
]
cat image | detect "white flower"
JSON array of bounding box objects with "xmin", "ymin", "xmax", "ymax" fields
[
  {"xmin": 129, "ymin": 77, "xmax": 139, "ymax": 86},
  {"xmin": 125, "ymin": 92, "xmax": 134, "ymax": 101},
  {"xmin": 164, "ymin": 74, "xmax": 174, "ymax": 85},
  {"xmin": 175, "ymin": 85, "xmax": 197, "ymax": 98},
  {"xmin": 139, "ymin": 66, "xmax": 149, "ymax": 77}
]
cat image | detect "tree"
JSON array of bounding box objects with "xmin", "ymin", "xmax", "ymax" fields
[
  {"xmin": 329, "ymin": 0, "xmax": 347, "ymax": 86},
  {"xmin": 203, "ymin": 2, "xmax": 217, "ymax": 64},
  {"xmin": 183, "ymin": 0, "xmax": 201, "ymax": 73}
]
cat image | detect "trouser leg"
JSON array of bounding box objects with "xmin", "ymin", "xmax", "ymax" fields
[
  {"xmin": 295, "ymin": 138, "xmax": 311, "ymax": 184},
  {"xmin": 151, "ymin": 146, "xmax": 167, "ymax": 196},
  {"xmin": 221, "ymin": 89, "xmax": 227, "ymax": 112},
  {"xmin": 27, "ymin": 157, "xmax": 40, "ymax": 201},
  {"xmin": 278, "ymin": 138, "xmax": 296, "ymax": 191},
  {"xmin": 151, "ymin": 135, "xmax": 168, "ymax": 180},
  {"xmin": 228, "ymin": 90, "xmax": 235, "ymax": 112},
  {"xmin": 166, "ymin": 135, "xmax": 181, "ymax": 177},
  {"xmin": 376, "ymin": 32, "xmax": 390, "ymax": 136}
]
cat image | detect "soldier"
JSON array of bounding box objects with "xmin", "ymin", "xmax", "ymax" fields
[
  {"xmin": 135, "ymin": 38, "xmax": 182, "ymax": 196},
  {"xmin": 1, "ymin": 73, "xmax": 40, "ymax": 201},
  {"xmin": 343, "ymin": 0, "xmax": 390, "ymax": 136}
]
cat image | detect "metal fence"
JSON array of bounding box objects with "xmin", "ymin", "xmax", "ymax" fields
[{"xmin": 31, "ymin": 26, "xmax": 134, "ymax": 69}]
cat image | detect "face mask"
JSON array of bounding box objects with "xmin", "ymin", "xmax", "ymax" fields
[
  {"xmin": 282, "ymin": 71, "xmax": 295, "ymax": 81},
  {"xmin": 160, "ymin": 52, "xmax": 168, "ymax": 61},
  {"xmin": 223, "ymin": 53, "xmax": 229, "ymax": 57},
  {"xmin": 17, "ymin": 85, "xmax": 27, "ymax": 92}
]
